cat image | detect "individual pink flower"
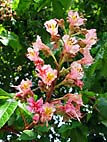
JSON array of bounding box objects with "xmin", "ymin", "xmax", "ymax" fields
[
  {"xmin": 14, "ymin": 79, "xmax": 33, "ymax": 99},
  {"xmin": 64, "ymin": 62, "xmax": 84, "ymax": 89},
  {"xmin": 79, "ymin": 48, "xmax": 93, "ymax": 65},
  {"xmin": 26, "ymin": 47, "xmax": 39, "ymax": 61},
  {"xmin": 40, "ymin": 102, "xmax": 56, "ymax": 126},
  {"xmin": 26, "ymin": 47, "xmax": 44, "ymax": 66},
  {"xmin": 64, "ymin": 93, "xmax": 83, "ymax": 106},
  {"xmin": 70, "ymin": 61, "xmax": 84, "ymax": 80},
  {"xmin": 62, "ymin": 34, "xmax": 80, "ymax": 55},
  {"xmin": 67, "ymin": 10, "xmax": 85, "ymax": 27},
  {"xmin": 59, "ymin": 93, "xmax": 83, "ymax": 121},
  {"xmin": 32, "ymin": 35, "xmax": 51, "ymax": 56},
  {"xmin": 37, "ymin": 64, "xmax": 57, "ymax": 86},
  {"xmin": 56, "ymin": 99, "xmax": 82, "ymax": 121},
  {"xmin": 44, "ymin": 19, "xmax": 58, "ymax": 36},
  {"xmin": 32, "ymin": 35, "xmax": 43, "ymax": 51},
  {"xmin": 82, "ymin": 29, "xmax": 97, "ymax": 49},
  {"xmin": 27, "ymin": 97, "xmax": 43, "ymax": 113},
  {"xmin": 16, "ymin": 79, "xmax": 32, "ymax": 92},
  {"xmin": 64, "ymin": 102, "xmax": 82, "ymax": 121}
]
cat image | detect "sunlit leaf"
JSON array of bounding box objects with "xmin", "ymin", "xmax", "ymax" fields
[
  {"xmin": 0, "ymin": 26, "xmax": 22, "ymax": 53},
  {"xmin": 0, "ymin": 100, "xmax": 18, "ymax": 128},
  {"xmin": 0, "ymin": 88, "xmax": 12, "ymax": 98}
]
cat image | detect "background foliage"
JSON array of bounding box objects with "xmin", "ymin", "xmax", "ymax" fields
[{"xmin": 0, "ymin": 0, "xmax": 107, "ymax": 141}]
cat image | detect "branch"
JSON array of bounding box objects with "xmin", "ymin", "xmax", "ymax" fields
[{"xmin": 0, "ymin": 125, "xmax": 19, "ymax": 135}]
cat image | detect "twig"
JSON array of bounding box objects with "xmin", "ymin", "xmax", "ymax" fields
[{"xmin": 19, "ymin": 109, "xmax": 28, "ymax": 128}]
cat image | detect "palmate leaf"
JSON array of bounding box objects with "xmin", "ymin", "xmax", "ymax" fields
[{"xmin": 0, "ymin": 100, "xmax": 18, "ymax": 128}]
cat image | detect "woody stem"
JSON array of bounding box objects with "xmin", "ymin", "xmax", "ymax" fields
[{"xmin": 45, "ymin": 81, "xmax": 55, "ymax": 102}]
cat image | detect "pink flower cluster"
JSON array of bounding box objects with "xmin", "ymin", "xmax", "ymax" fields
[
  {"xmin": 27, "ymin": 97, "xmax": 55, "ymax": 126},
  {"xmin": 14, "ymin": 10, "xmax": 97, "ymax": 125},
  {"xmin": 27, "ymin": 93, "xmax": 83, "ymax": 125},
  {"xmin": 26, "ymin": 35, "xmax": 58, "ymax": 89},
  {"xmin": 56, "ymin": 93, "xmax": 83, "ymax": 121}
]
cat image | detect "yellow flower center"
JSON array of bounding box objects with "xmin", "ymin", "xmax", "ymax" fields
[
  {"xmin": 47, "ymin": 24, "xmax": 56, "ymax": 30},
  {"xmin": 72, "ymin": 15, "xmax": 77, "ymax": 20},
  {"xmin": 29, "ymin": 51, "xmax": 35, "ymax": 57},
  {"xmin": 22, "ymin": 82, "xmax": 29, "ymax": 89},
  {"xmin": 67, "ymin": 39, "xmax": 73, "ymax": 46},
  {"xmin": 47, "ymin": 72, "xmax": 55, "ymax": 81},
  {"xmin": 45, "ymin": 107, "xmax": 53, "ymax": 115}
]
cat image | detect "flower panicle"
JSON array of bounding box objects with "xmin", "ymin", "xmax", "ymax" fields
[{"xmin": 13, "ymin": 9, "xmax": 98, "ymax": 125}]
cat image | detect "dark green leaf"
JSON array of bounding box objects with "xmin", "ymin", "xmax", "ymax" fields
[
  {"xmin": 59, "ymin": 0, "xmax": 72, "ymax": 10},
  {"xmin": 97, "ymin": 97, "xmax": 107, "ymax": 120},
  {"xmin": 52, "ymin": 0, "xmax": 65, "ymax": 18},
  {"xmin": 35, "ymin": 124, "xmax": 50, "ymax": 134},
  {"xmin": 58, "ymin": 121, "xmax": 81, "ymax": 138},
  {"xmin": 101, "ymin": 120, "xmax": 107, "ymax": 127},
  {"xmin": 19, "ymin": 130, "xmax": 37, "ymax": 140},
  {"xmin": 70, "ymin": 126, "xmax": 88, "ymax": 142},
  {"xmin": 80, "ymin": 90, "xmax": 95, "ymax": 104}
]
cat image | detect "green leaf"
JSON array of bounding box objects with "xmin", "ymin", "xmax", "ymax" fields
[
  {"xmin": 19, "ymin": 130, "xmax": 37, "ymax": 140},
  {"xmin": 52, "ymin": 0, "xmax": 65, "ymax": 18},
  {"xmin": 70, "ymin": 126, "xmax": 88, "ymax": 142},
  {"xmin": 97, "ymin": 97, "xmax": 107, "ymax": 120},
  {"xmin": 8, "ymin": 32, "xmax": 22, "ymax": 53},
  {"xmin": 58, "ymin": 121, "xmax": 81, "ymax": 138},
  {"xmin": 58, "ymin": 124, "xmax": 71, "ymax": 134},
  {"xmin": 15, "ymin": 0, "xmax": 31, "ymax": 15},
  {"xmin": 0, "ymin": 100, "xmax": 18, "ymax": 128},
  {"xmin": 18, "ymin": 101, "xmax": 32, "ymax": 116},
  {"xmin": 80, "ymin": 90, "xmax": 96, "ymax": 104},
  {"xmin": 101, "ymin": 120, "xmax": 107, "ymax": 127},
  {"xmin": 0, "ymin": 88, "xmax": 12, "ymax": 98},
  {"xmin": 81, "ymin": 90, "xmax": 95, "ymax": 97},
  {"xmin": 36, "ymin": 124, "xmax": 50, "ymax": 133},
  {"xmin": 59, "ymin": 0, "xmax": 72, "ymax": 10},
  {"xmin": 0, "ymin": 96, "xmax": 10, "ymax": 99},
  {"xmin": 0, "ymin": 26, "xmax": 22, "ymax": 53},
  {"xmin": 12, "ymin": 0, "xmax": 20, "ymax": 10},
  {"xmin": 36, "ymin": 0, "xmax": 50, "ymax": 12}
]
